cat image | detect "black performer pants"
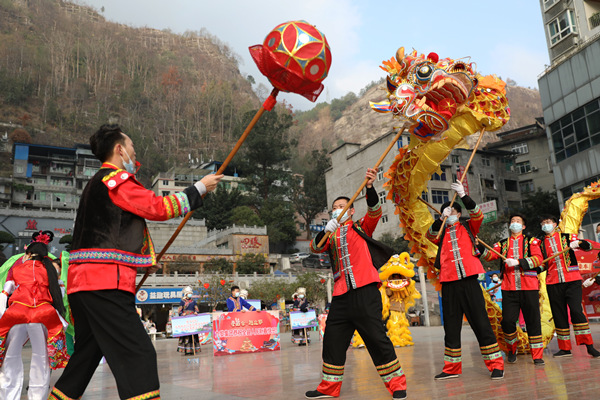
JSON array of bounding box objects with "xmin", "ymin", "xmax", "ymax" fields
[
  {"xmin": 53, "ymin": 290, "xmax": 159, "ymax": 399},
  {"xmin": 323, "ymin": 283, "xmax": 396, "ymax": 368},
  {"xmin": 546, "ymin": 281, "xmax": 588, "ymax": 328},
  {"xmin": 441, "ymin": 277, "xmax": 498, "ymax": 350},
  {"xmin": 501, "ymin": 290, "xmax": 541, "ymax": 337}
]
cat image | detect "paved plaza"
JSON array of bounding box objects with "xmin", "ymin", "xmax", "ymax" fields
[{"xmin": 16, "ymin": 324, "xmax": 600, "ymax": 399}]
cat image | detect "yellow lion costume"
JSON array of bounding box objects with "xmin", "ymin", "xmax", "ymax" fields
[{"xmin": 353, "ymin": 253, "xmax": 421, "ymax": 347}]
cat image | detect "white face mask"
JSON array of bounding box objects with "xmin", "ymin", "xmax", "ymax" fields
[
  {"xmin": 509, "ymin": 223, "xmax": 523, "ymax": 233},
  {"xmin": 298, "ymin": 294, "xmax": 305, "ymax": 299},
  {"xmin": 332, "ymin": 208, "xmax": 350, "ymax": 222},
  {"xmin": 542, "ymin": 223, "xmax": 555, "ymax": 234},
  {"xmin": 120, "ymin": 148, "xmax": 136, "ymax": 174},
  {"xmin": 447, "ymin": 215, "xmax": 459, "ymax": 225}
]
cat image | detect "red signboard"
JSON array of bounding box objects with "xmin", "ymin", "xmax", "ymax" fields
[
  {"xmin": 212, "ymin": 310, "xmax": 280, "ymax": 355},
  {"xmin": 577, "ymin": 241, "xmax": 600, "ymax": 317}
]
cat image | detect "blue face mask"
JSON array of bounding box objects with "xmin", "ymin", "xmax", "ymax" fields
[
  {"xmin": 121, "ymin": 149, "xmax": 136, "ymax": 174},
  {"xmin": 447, "ymin": 215, "xmax": 459, "ymax": 225},
  {"xmin": 509, "ymin": 223, "xmax": 523, "ymax": 233},
  {"xmin": 542, "ymin": 223, "xmax": 555, "ymax": 234},
  {"xmin": 233, "ymin": 292, "xmax": 240, "ymax": 298},
  {"xmin": 332, "ymin": 208, "xmax": 350, "ymax": 222}
]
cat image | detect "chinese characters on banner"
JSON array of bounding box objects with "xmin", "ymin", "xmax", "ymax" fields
[
  {"xmin": 135, "ymin": 288, "xmax": 184, "ymax": 304},
  {"xmin": 171, "ymin": 313, "xmax": 213, "ymax": 337},
  {"xmin": 212, "ymin": 310, "xmax": 280, "ymax": 356},
  {"xmin": 289, "ymin": 310, "xmax": 318, "ymax": 330},
  {"xmin": 577, "ymin": 242, "xmax": 600, "ymax": 317}
]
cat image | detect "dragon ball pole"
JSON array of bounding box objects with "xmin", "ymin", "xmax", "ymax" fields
[
  {"xmin": 136, "ymin": 88, "xmax": 280, "ymax": 292},
  {"xmin": 435, "ymin": 127, "xmax": 486, "ymax": 240},
  {"xmin": 316, "ymin": 126, "xmax": 409, "ymax": 248}
]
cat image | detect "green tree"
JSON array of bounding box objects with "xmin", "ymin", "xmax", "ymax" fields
[
  {"xmin": 193, "ymin": 187, "xmax": 246, "ymax": 231},
  {"xmin": 294, "ymin": 272, "xmax": 328, "ymax": 304},
  {"xmin": 518, "ymin": 189, "xmax": 560, "ymax": 237},
  {"xmin": 203, "ymin": 258, "xmax": 233, "ymax": 274},
  {"xmin": 291, "ymin": 149, "xmax": 330, "ymax": 239},
  {"xmin": 236, "ymin": 253, "xmax": 267, "ymax": 274},
  {"xmin": 249, "ymin": 278, "xmax": 294, "ymax": 306},
  {"xmin": 238, "ymin": 109, "xmax": 295, "ymax": 201},
  {"xmin": 59, "ymin": 234, "xmax": 72, "ymax": 252},
  {"xmin": 379, "ymin": 232, "xmax": 410, "ymax": 254},
  {"xmin": 259, "ymin": 199, "xmax": 299, "ymax": 253},
  {"xmin": 230, "ymin": 206, "xmax": 263, "ymax": 227}
]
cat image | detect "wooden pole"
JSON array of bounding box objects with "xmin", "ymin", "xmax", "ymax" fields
[
  {"xmin": 136, "ymin": 88, "xmax": 280, "ymax": 292},
  {"xmin": 435, "ymin": 127, "xmax": 486, "ymax": 240},
  {"xmin": 418, "ymin": 197, "xmax": 440, "ymax": 215},
  {"xmin": 476, "ymin": 236, "xmax": 506, "ymax": 260},
  {"xmin": 540, "ymin": 247, "xmax": 571, "ymax": 265},
  {"xmin": 486, "ymin": 282, "xmax": 501, "ymax": 293},
  {"xmin": 316, "ymin": 126, "xmax": 408, "ymax": 248}
]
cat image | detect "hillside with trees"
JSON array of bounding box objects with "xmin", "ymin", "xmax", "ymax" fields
[{"xmin": 0, "ymin": 0, "xmax": 260, "ymax": 183}]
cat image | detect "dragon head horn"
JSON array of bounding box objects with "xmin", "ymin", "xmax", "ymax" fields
[{"xmin": 396, "ymin": 47, "xmax": 405, "ymax": 62}]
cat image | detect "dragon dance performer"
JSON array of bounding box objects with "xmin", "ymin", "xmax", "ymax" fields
[
  {"xmin": 427, "ymin": 181, "xmax": 504, "ymax": 381},
  {"xmin": 538, "ymin": 215, "xmax": 600, "ymax": 358},
  {"xmin": 480, "ymin": 214, "xmax": 545, "ymax": 365},
  {"xmin": 49, "ymin": 124, "xmax": 222, "ymax": 400},
  {"xmin": 0, "ymin": 240, "xmax": 69, "ymax": 400},
  {"xmin": 305, "ymin": 168, "xmax": 406, "ymax": 400}
]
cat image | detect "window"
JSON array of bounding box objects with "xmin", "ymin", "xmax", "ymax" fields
[
  {"xmin": 377, "ymin": 167, "xmax": 384, "ymax": 181},
  {"xmin": 481, "ymin": 157, "xmax": 491, "ymax": 167},
  {"xmin": 431, "ymin": 190, "xmax": 449, "ymax": 204},
  {"xmin": 519, "ymin": 180, "xmax": 535, "ymax": 194},
  {"xmin": 516, "ymin": 161, "xmax": 531, "ymax": 174},
  {"xmin": 549, "ymin": 100, "xmax": 600, "ymax": 162},
  {"xmin": 484, "ymin": 179, "xmax": 495, "ymax": 189},
  {"xmin": 378, "ymin": 191, "xmax": 387, "ymax": 204},
  {"xmin": 421, "ymin": 192, "xmax": 428, "ymax": 202},
  {"xmin": 381, "ymin": 215, "xmax": 389, "ymax": 224},
  {"xmin": 162, "ymin": 191, "xmax": 170, "ymax": 197},
  {"xmin": 543, "ymin": 0, "xmax": 558, "ymax": 10},
  {"xmin": 548, "ymin": 9, "xmax": 577, "ymax": 46},
  {"xmin": 162, "ymin": 180, "xmax": 169, "ymax": 185},
  {"xmin": 16, "ymin": 166, "xmax": 24, "ymax": 173},
  {"xmin": 511, "ymin": 142, "xmax": 529, "ymax": 154},
  {"xmin": 299, "ymin": 223, "xmax": 305, "ymax": 231},
  {"xmin": 451, "ymin": 155, "xmax": 459, "ymax": 163},
  {"xmin": 504, "ymin": 180, "xmax": 518, "ymax": 192},
  {"xmin": 432, "ymin": 167, "xmax": 447, "ymax": 181}
]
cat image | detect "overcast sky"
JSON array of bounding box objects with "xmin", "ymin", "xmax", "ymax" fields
[{"xmin": 77, "ymin": 0, "xmax": 550, "ymax": 111}]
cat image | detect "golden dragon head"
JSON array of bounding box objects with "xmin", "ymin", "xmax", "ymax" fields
[{"xmin": 371, "ymin": 47, "xmax": 510, "ymax": 142}]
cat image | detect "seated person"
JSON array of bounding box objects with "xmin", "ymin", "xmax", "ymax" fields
[{"xmin": 226, "ymin": 286, "xmax": 256, "ymax": 312}]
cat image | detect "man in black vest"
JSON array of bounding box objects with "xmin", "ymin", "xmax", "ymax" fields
[{"xmin": 49, "ymin": 124, "xmax": 222, "ymax": 400}]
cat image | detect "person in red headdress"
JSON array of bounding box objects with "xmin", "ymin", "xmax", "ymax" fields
[{"xmin": 0, "ymin": 236, "xmax": 69, "ymax": 400}]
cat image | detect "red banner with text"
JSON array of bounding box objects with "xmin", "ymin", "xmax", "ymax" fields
[{"xmin": 212, "ymin": 310, "xmax": 280, "ymax": 355}]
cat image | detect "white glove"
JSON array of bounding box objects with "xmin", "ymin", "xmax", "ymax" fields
[
  {"xmin": 0, "ymin": 293, "xmax": 7, "ymax": 317},
  {"xmin": 583, "ymin": 277, "xmax": 595, "ymax": 288},
  {"xmin": 451, "ymin": 180, "xmax": 466, "ymax": 198},
  {"xmin": 325, "ymin": 219, "xmax": 340, "ymax": 233},
  {"xmin": 569, "ymin": 240, "xmax": 580, "ymax": 250},
  {"xmin": 194, "ymin": 181, "xmax": 207, "ymax": 196},
  {"xmin": 504, "ymin": 258, "xmax": 519, "ymax": 267},
  {"xmin": 442, "ymin": 207, "xmax": 452, "ymax": 218}
]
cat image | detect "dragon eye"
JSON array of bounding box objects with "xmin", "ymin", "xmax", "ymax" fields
[{"xmin": 416, "ymin": 64, "xmax": 434, "ymax": 81}]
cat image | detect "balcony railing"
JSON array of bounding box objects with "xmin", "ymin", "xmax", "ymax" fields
[{"xmin": 591, "ymin": 12, "xmax": 600, "ymax": 29}]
